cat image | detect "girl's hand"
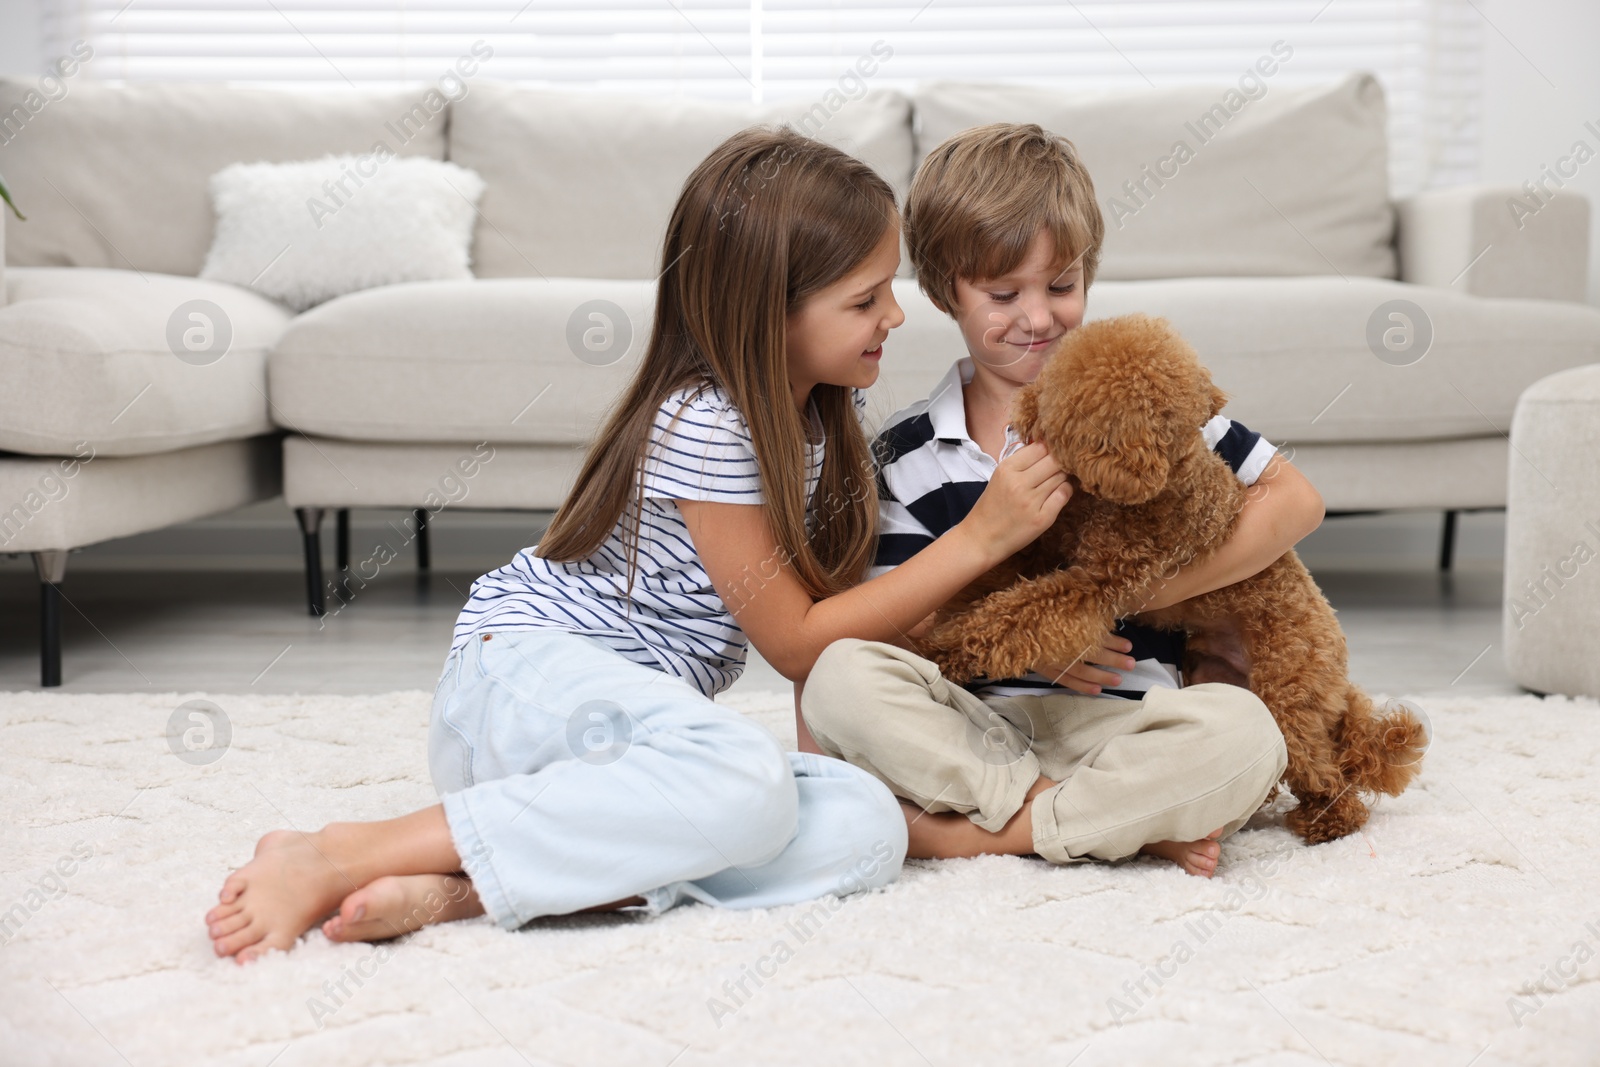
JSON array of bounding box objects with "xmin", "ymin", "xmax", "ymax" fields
[
  {"xmin": 957, "ymin": 442, "xmax": 1072, "ymax": 565},
  {"xmin": 1035, "ymin": 630, "xmax": 1135, "ymax": 695}
]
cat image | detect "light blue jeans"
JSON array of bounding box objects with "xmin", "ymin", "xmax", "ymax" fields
[{"xmin": 428, "ymin": 627, "xmax": 908, "ymax": 928}]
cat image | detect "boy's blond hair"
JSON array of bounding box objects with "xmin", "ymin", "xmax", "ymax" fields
[{"xmin": 904, "ymin": 122, "xmax": 1104, "ymax": 317}]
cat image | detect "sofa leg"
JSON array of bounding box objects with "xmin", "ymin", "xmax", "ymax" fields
[
  {"xmin": 336, "ymin": 508, "xmax": 350, "ymax": 572},
  {"xmin": 334, "ymin": 508, "xmax": 352, "ymax": 600},
  {"xmin": 413, "ymin": 508, "xmax": 431, "ymax": 572},
  {"xmin": 32, "ymin": 549, "xmax": 67, "ymax": 688},
  {"xmin": 296, "ymin": 507, "xmax": 326, "ymax": 617},
  {"xmin": 1439, "ymin": 509, "xmax": 1458, "ymax": 572}
]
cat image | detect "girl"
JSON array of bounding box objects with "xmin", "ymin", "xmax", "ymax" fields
[{"xmin": 206, "ymin": 126, "xmax": 1072, "ymax": 961}]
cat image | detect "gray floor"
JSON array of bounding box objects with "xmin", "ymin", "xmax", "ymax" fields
[{"xmin": 0, "ymin": 503, "xmax": 1521, "ymax": 700}]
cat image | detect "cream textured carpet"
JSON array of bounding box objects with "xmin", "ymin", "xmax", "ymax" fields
[{"xmin": 2, "ymin": 687, "xmax": 1598, "ymax": 1067}]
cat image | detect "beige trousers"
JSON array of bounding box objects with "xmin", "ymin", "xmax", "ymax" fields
[{"xmin": 800, "ymin": 638, "xmax": 1288, "ymax": 864}]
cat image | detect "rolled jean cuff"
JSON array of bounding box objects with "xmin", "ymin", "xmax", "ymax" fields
[
  {"xmin": 441, "ymin": 789, "xmax": 521, "ymax": 930},
  {"xmin": 634, "ymin": 752, "xmax": 907, "ymax": 917},
  {"xmin": 633, "ymin": 884, "xmax": 680, "ymax": 917},
  {"xmin": 1031, "ymin": 739, "xmax": 1285, "ymax": 865}
]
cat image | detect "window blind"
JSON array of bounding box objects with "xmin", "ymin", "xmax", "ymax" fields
[{"xmin": 41, "ymin": 0, "xmax": 1481, "ymax": 195}]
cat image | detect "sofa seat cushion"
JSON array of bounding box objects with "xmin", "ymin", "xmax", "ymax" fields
[
  {"xmin": 282, "ymin": 435, "xmax": 583, "ymax": 511},
  {"xmin": 0, "ymin": 268, "xmax": 289, "ymax": 456},
  {"xmin": 0, "ymin": 434, "xmax": 280, "ymax": 554},
  {"xmin": 1086, "ymin": 276, "xmax": 1600, "ymax": 445},
  {"xmin": 277, "ymin": 433, "xmax": 1513, "ymax": 515},
  {"xmin": 268, "ymin": 276, "xmax": 962, "ymax": 445},
  {"xmin": 269, "ymin": 274, "xmax": 1600, "ymax": 449},
  {"xmin": 270, "ymin": 277, "xmax": 647, "ymax": 445}
]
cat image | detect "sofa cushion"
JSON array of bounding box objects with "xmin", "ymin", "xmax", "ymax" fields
[
  {"xmin": 0, "ymin": 436, "xmax": 280, "ymax": 554},
  {"xmin": 1283, "ymin": 436, "xmax": 1510, "ymax": 512},
  {"xmin": 1084, "ymin": 276, "xmax": 1600, "ymax": 445},
  {"xmin": 268, "ymin": 276, "xmax": 956, "ymax": 445},
  {"xmin": 448, "ymin": 84, "xmax": 915, "ymax": 280},
  {"xmin": 0, "ymin": 81, "xmax": 448, "ymax": 278},
  {"xmin": 277, "ymin": 433, "xmax": 1515, "ymax": 515},
  {"xmin": 912, "ymin": 72, "xmax": 1397, "ymax": 282},
  {"xmin": 0, "ymin": 268, "xmax": 289, "ymax": 456},
  {"xmin": 269, "ymin": 274, "xmax": 1600, "ymax": 452},
  {"xmin": 282, "ymin": 436, "xmax": 584, "ymax": 511},
  {"xmin": 200, "ymin": 155, "xmax": 486, "ymax": 311}
]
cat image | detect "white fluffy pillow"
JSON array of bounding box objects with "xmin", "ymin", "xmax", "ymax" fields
[{"xmin": 200, "ymin": 154, "xmax": 485, "ymax": 311}]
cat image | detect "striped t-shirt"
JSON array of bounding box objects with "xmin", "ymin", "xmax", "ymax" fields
[
  {"xmin": 871, "ymin": 356, "xmax": 1277, "ymax": 701},
  {"xmin": 450, "ymin": 382, "xmax": 867, "ymax": 698}
]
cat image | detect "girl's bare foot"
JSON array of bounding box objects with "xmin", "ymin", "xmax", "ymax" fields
[
  {"xmin": 205, "ymin": 829, "xmax": 358, "ymax": 963},
  {"xmin": 1140, "ymin": 827, "xmax": 1225, "ymax": 877},
  {"xmin": 323, "ymin": 873, "xmax": 485, "ymax": 943}
]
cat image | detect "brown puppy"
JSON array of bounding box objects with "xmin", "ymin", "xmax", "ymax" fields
[{"xmin": 916, "ymin": 313, "xmax": 1427, "ymax": 844}]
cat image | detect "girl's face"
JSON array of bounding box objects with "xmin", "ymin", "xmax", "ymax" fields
[
  {"xmin": 786, "ymin": 222, "xmax": 905, "ymax": 410},
  {"xmin": 949, "ymin": 227, "xmax": 1087, "ymax": 392}
]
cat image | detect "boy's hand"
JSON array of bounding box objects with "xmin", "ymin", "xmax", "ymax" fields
[
  {"xmin": 957, "ymin": 442, "xmax": 1072, "ymax": 565},
  {"xmin": 1035, "ymin": 630, "xmax": 1135, "ymax": 695}
]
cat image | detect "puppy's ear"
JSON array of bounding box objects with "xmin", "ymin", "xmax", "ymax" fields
[
  {"xmin": 1010, "ymin": 385, "xmax": 1040, "ymax": 443},
  {"xmin": 1074, "ymin": 418, "xmax": 1172, "ymax": 504},
  {"xmin": 1208, "ymin": 381, "xmax": 1229, "ymax": 421}
]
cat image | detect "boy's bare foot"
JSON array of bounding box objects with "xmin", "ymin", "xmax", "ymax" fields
[
  {"xmin": 902, "ymin": 776, "xmax": 1061, "ymax": 860},
  {"xmin": 1140, "ymin": 827, "xmax": 1225, "ymax": 877},
  {"xmin": 206, "ymin": 828, "xmax": 360, "ymax": 963},
  {"xmin": 323, "ymin": 873, "xmax": 483, "ymax": 942}
]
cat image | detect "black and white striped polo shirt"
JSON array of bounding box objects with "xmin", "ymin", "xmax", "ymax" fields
[{"xmin": 870, "ymin": 356, "xmax": 1277, "ymax": 701}]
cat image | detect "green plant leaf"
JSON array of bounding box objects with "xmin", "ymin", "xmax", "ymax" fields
[{"xmin": 0, "ymin": 172, "xmax": 25, "ymax": 221}]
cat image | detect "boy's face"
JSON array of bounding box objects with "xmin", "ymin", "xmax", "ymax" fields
[{"xmin": 948, "ymin": 228, "xmax": 1086, "ymax": 388}]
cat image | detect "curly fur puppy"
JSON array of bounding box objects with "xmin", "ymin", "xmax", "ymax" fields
[{"xmin": 916, "ymin": 313, "xmax": 1427, "ymax": 844}]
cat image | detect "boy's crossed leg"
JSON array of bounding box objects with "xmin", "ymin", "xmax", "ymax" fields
[
  {"xmin": 898, "ymin": 776, "xmax": 1226, "ymax": 878},
  {"xmin": 802, "ymin": 639, "xmax": 1285, "ymax": 879}
]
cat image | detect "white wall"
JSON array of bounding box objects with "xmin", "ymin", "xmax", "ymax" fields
[
  {"xmin": 1478, "ymin": 0, "xmax": 1600, "ymax": 304},
  {"xmin": 3, "ymin": 0, "xmax": 1595, "ymax": 304},
  {"xmin": 0, "ymin": 0, "xmax": 43, "ymax": 81}
]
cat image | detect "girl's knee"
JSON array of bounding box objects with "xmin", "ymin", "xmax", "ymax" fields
[
  {"xmin": 693, "ymin": 718, "xmax": 799, "ymax": 863},
  {"xmin": 702, "ymin": 714, "xmax": 791, "ymax": 778},
  {"xmin": 791, "ymin": 753, "xmax": 909, "ymax": 887},
  {"xmin": 833, "ymin": 833, "xmax": 904, "ymax": 895}
]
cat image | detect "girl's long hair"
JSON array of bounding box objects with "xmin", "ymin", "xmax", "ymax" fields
[{"xmin": 536, "ymin": 125, "xmax": 892, "ymax": 603}]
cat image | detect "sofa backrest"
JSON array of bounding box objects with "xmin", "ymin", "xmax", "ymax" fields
[
  {"xmin": 912, "ymin": 71, "xmax": 1397, "ymax": 281},
  {"xmin": 1, "ymin": 71, "xmax": 1394, "ymax": 286},
  {"xmin": 0, "ymin": 80, "xmax": 447, "ymax": 278},
  {"xmin": 447, "ymin": 83, "xmax": 915, "ymax": 281}
]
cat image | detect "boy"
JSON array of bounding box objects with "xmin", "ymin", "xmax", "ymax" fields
[{"xmin": 799, "ymin": 123, "xmax": 1324, "ymax": 877}]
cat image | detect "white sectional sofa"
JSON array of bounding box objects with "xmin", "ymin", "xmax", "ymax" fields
[{"xmin": 2, "ymin": 71, "xmax": 1596, "ymax": 686}]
